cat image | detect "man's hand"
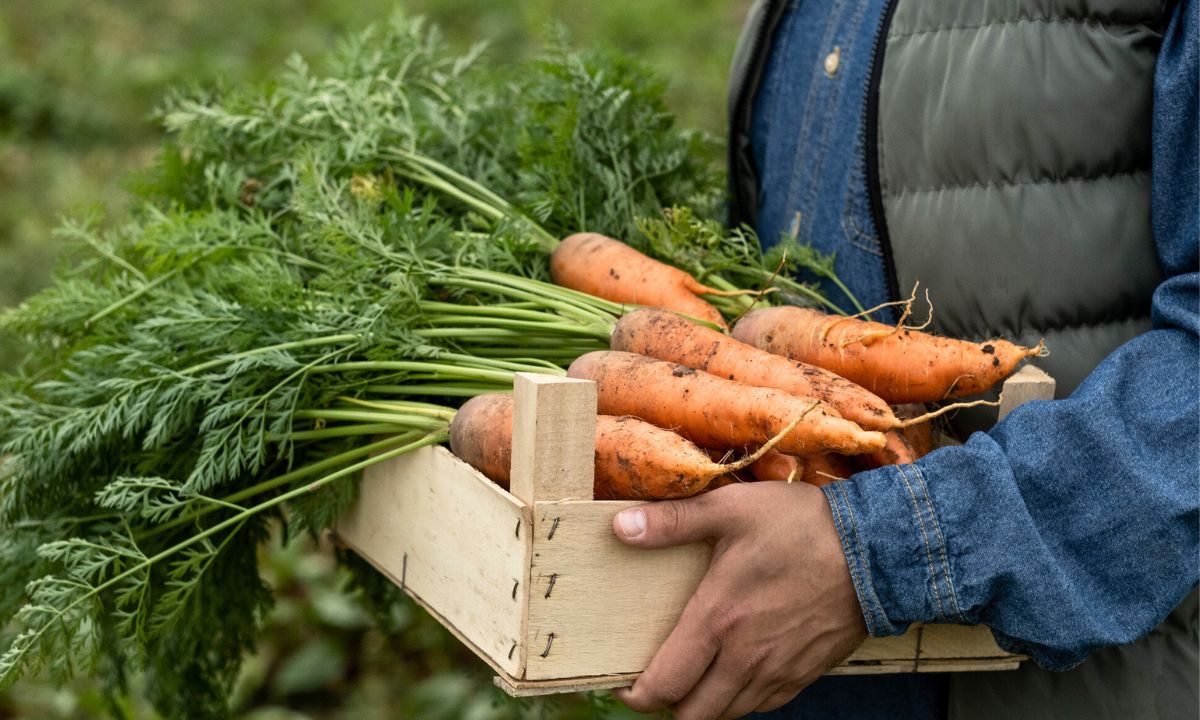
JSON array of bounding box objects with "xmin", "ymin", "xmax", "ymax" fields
[{"xmin": 611, "ymin": 480, "xmax": 868, "ymax": 719}]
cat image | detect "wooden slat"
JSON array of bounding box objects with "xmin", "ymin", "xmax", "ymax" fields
[
  {"xmin": 916, "ymin": 659, "xmax": 1024, "ymax": 673},
  {"xmin": 522, "ymin": 500, "xmax": 711, "ymax": 680},
  {"xmin": 510, "ymin": 373, "xmax": 597, "ymax": 505},
  {"xmin": 998, "ymin": 364, "xmax": 1055, "ymax": 419},
  {"xmin": 918, "ymin": 624, "xmax": 1010, "ymax": 660},
  {"xmin": 841, "ymin": 626, "xmax": 920, "ymax": 664},
  {"xmin": 495, "ymin": 672, "xmax": 637, "ymax": 697},
  {"xmin": 336, "ymin": 445, "xmax": 529, "ymax": 677}
]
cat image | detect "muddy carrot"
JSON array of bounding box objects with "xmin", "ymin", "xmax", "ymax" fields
[
  {"xmin": 746, "ymin": 450, "xmax": 854, "ymax": 488},
  {"xmin": 567, "ymin": 351, "xmax": 886, "ymax": 456},
  {"xmin": 732, "ymin": 306, "xmax": 1044, "ymax": 403},
  {"xmin": 893, "ymin": 403, "xmax": 935, "ymax": 457},
  {"xmin": 448, "ymin": 394, "xmax": 514, "ymax": 487},
  {"xmin": 449, "ymin": 394, "xmax": 786, "ymax": 500},
  {"xmin": 610, "ymin": 307, "xmax": 897, "ymax": 431},
  {"xmin": 550, "ymin": 232, "xmax": 729, "ymax": 328},
  {"xmin": 748, "ymin": 450, "xmax": 803, "ymax": 483},
  {"xmin": 801, "ymin": 453, "xmax": 854, "ymax": 487}
]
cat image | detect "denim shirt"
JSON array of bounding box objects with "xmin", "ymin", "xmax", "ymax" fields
[{"xmin": 749, "ymin": 0, "xmax": 1199, "ymax": 671}]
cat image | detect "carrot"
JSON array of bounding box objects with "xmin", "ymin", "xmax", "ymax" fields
[
  {"xmin": 705, "ymin": 473, "xmax": 741, "ymax": 491},
  {"xmin": 449, "ymin": 394, "xmax": 513, "ymax": 488},
  {"xmin": 591, "ymin": 415, "xmax": 736, "ymax": 500},
  {"xmin": 732, "ymin": 306, "xmax": 1044, "ymax": 403},
  {"xmin": 449, "ymin": 394, "xmax": 787, "ymax": 500},
  {"xmin": 858, "ymin": 430, "xmax": 921, "ymax": 471},
  {"xmin": 610, "ymin": 307, "xmax": 898, "ymax": 431},
  {"xmin": 893, "ymin": 403, "xmax": 934, "ymax": 458},
  {"xmin": 748, "ymin": 450, "xmax": 803, "ymax": 482},
  {"xmin": 801, "ymin": 453, "xmax": 854, "ymax": 487},
  {"xmin": 747, "ymin": 450, "xmax": 854, "ymax": 487},
  {"xmin": 566, "ymin": 351, "xmax": 887, "ymax": 456},
  {"xmin": 550, "ymin": 232, "xmax": 728, "ymax": 328}
]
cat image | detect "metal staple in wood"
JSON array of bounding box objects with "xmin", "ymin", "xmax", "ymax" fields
[
  {"xmin": 540, "ymin": 633, "xmax": 556, "ymax": 658},
  {"xmin": 544, "ymin": 573, "xmax": 557, "ymax": 599},
  {"xmin": 508, "ymin": 642, "xmax": 517, "ymax": 660},
  {"xmin": 512, "ymin": 580, "xmax": 519, "ymax": 600},
  {"xmin": 547, "ymin": 517, "xmax": 560, "ymax": 540},
  {"xmin": 514, "ymin": 519, "xmax": 521, "ymax": 539},
  {"xmin": 400, "ymin": 552, "xmax": 408, "ymax": 592}
]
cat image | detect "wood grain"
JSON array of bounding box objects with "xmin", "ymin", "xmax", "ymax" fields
[
  {"xmin": 523, "ymin": 500, "xmax": 711, "ymax": 680},
  {"xmin": 336, "ymin": 444, "xmax": 530, "ymax": 677},
  {"xmin": 998, "ymin": 364, "xmax": 1055, "ymax": 420},
  {"xmin": 510, "ymin": 373, "xmax": 597, "ymax": 504}
]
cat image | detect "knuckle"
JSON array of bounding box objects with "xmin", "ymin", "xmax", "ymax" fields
[
  {"xmin": 706, "ymin": 602, "xmax": 742, "ymax": 640},
  {"xmin": 744, "ymin": 646, "xmax": 772, "ymax": 674},
  {"xmin": 652, "ymin": 500, "xmax": 688, "ymax": 539},
  {"xmin": 638, "ymin": 680, "xmax": 689, "ymax": 711}
]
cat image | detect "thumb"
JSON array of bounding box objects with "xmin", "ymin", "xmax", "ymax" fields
[{"xmin": 612, "ymin": 493, "xmax": 731, "ymax": 549}]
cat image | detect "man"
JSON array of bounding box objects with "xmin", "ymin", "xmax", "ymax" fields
[{"xmin": 611, "ymin": 0, "xmax": 1198, "ymax": 718}]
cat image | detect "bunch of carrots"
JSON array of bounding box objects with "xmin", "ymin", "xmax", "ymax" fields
[{"xmin": 451, "ymin": 232, "xmax": 1046, "ymax": 500}]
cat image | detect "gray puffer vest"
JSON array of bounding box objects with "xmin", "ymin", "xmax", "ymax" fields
[{"xmin": 727, "ymin": 0, "xmax": 1198, "ymax": 717}]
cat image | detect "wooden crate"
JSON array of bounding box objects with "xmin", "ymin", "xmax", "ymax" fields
[{"xmin": 336, "ymin": 366, "xmax": 1054, "ymax": 697}]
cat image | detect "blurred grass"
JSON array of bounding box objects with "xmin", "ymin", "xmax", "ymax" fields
[{"xmin": 0, "ymin": 1, "xmax": 748, "ymax": 717}]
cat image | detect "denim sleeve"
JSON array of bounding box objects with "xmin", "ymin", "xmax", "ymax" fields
[{"xmin": 824, "ymin": 0, "xmax": 1199, "ymax": 670}]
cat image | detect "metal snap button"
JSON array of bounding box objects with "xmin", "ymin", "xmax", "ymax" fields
[{"xmin": 824, "ymin": 47, "xmax": 841, "ymax": 77}]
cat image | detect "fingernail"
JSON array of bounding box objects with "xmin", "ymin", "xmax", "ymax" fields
[{"xmin": 617, "ymin": 508, "xmax": 647, "ymax": 539}]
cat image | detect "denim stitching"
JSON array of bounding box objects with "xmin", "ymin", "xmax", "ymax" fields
[
  {"xmin": 758, "ymin": 0, "xmax": 798, "ymax": 160},
  {"xmin": 782, "ymin": 0, "xmax": 848, "ymax": 241},
  {"xmin": 832, "ymin": 483, "xmax": 885, "ymax": 632},
  {"xmin": 839, "ymin": 0, "xmax": 884, "ymax": 257},
  {"xmin": 895, "ymin": 464, "xmax": 948, "ymax": 620},
  {"xmin": 841, "ymin": 153, "xmax": 884, "ymax": 256},
  {"xmin": 884, "ymin": 168, "xmax": 1148, "ymax": 197},
  {"xmin": 912, "ymin": 465, "xmax": 968, "ymax": 623},
  {"xmin": 825, "ymin": 485, "xmax": 881, "ymax": 635},
  {"xmin": 799, "ymin": 0, "xmax": 869, "ymax": 237},
  {"xmin": 889, "ymin": 17, "xmax": 1154, "ymax": 41},
  {"xmin": 844, "ymin": 218, "xmax": 885, "ymax": 256},
  {"xmin": 827, "ymin": 486, "xmax": 879, "ymax": 633},
  {"xmin": 835, "ymin": 482, "xmax": 890, "ymax": 632}
]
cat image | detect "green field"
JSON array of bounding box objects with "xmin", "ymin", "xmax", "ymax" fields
[{"xmin": 0, "ymin": 1, "xmax": 747, "ymax": 717}]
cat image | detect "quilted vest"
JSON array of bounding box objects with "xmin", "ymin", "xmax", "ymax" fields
[{"xmin": 879, "ymin": 0, "xmax": 1165, "ymax": 408}]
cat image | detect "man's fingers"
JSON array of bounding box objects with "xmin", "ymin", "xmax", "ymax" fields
[
  {"xmin": 669, "ymin": 652, "xmax": 754, "ymax": 720},
  {"xmin": 614, "ymin": 580, "xmax": 723, "ymax": 712},
  {"xmin": 751, "ymin": 684, "xmax": 806, "ymax": 714},
  {"xmin": 612, "ymin": 489, "xmax": 736, "ymax": 548}
]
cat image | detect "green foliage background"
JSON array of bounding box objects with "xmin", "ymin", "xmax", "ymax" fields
[{"xmin": 0, "ymin": 1, "xmax": 748, "ymax": 717}]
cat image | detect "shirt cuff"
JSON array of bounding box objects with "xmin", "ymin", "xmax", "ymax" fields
[{"xmin": 823, "ymin": 462, "xmax": 968, "ymax": 637}]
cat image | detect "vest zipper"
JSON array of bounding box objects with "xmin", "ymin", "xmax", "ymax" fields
[{"xmin": 865, "ymin": 0, "xmax": 901, "ymax": 305}]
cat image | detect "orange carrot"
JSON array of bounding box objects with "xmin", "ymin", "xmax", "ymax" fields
[
  {"xmin": 858, "ymin": 430, "xmax": 921, "ymax": 471},
  {"xmin": 591, "ymin": 415, "xmax": 736, "ymax": 500},
  {"xmin": 449, "ymin": 394, "xmax": 513, "ymax": 488},
  {"xmin": 748, "ymin": 449, "xmax": 803, "ymax": 482},
  {"xmin": 567, "ymin": 351, "xmax": 886, "ymax": 456},
  {"xmin": 550, "ymin": 233, "xmax": 728, "ymax": 328},
  {"xmin": 893, "ymin": 403, "xmax": 934, "ymax": 458},
  {"xmin": 801, "ymin": 454, "xmax": 854, "ymax": 487},
  {"xmin": 450, "ymin": 394, "xmax": 769, "ymax": 500},
  {"xmin": 732, "ymin": 306, "xmax": 1044, "ymax": 403},
  {"xmin": 610, "ymin": 307, "xmax": 897, "ymax": 431},
  {"xmin": 747, "ymin": 450, "xmax": 854, "ymax": 487}
]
